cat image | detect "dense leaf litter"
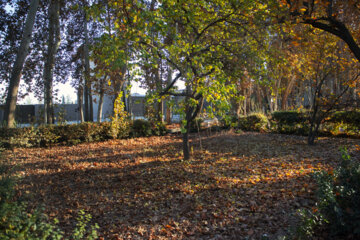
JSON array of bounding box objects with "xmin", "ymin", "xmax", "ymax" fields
[{"xmin": 6, "ymin": 131, "xmax": 359, "ymax": 239}]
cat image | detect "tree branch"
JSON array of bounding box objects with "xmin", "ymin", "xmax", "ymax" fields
[{"xmin": 159, "ymin": 73, "xmax": 182, "ymax": 96}]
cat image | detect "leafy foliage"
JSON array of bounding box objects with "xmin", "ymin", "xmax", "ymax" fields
[
  {"xmin": 238, "ymin": 113, "xmax": 269, "ymax": 132},
  {"xmin": 110, "ymin": 92, "xmax": 130, "ymax": 139},
  {"xmin": 0, "ymin": 122, "xmax": 114, "ymax": 148},
  {"xmin": 295, "ymin": 149, "xmax": 360, "ymax": 239},
  {"xmin": 270, "ymin": 111, "xmax": 309, "ymax": 135},
  {"xmin": 131, "ymin": 119, "xmax": 152, "ymax": 137},
  {"xmin": 0, "ymin": 160, "xmax": 98, "ymax": 240},
  {"xmin": 150, "ymin": 121, "xmax": 168, "ymax": 136},
  {"xmin": 271, "ymin": 111, "xmax": 308, "ymax": 125},
  {"xmin": 327, "ymin": 111, "xmax": 360, "ymax": 126},
  {"xmin": 131, "ymin": 119, "xmax": 168, "ymax": 137}
]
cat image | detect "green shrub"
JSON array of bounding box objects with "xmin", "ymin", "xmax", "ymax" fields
[
  {"xmin": 294, "ymin": 149, "xmax": 360, "ymax": 239},
  {"xmin": 327, "ymin": 111, "xmax": 360, "ymax": 125},
  {"xmin": 221, "ymin": 115, "xmax": 239, "ymax": 129},
  {"xmin": 0, "ymin": 161, "xmax": 98, "ymax": 240},
  {"xmin": 270, "ymin": 111, "xmax": 310, "ymax": 135},
  {"xmin": 0, "ymin": 127, "xmax": 37, "ymax": 148},
  {"xmin": 150, "ymin": 121, "xmax": 167, "ymax": 136},
  {"xmin": 238, "ymin": 113, "xmax": 269, "ymax": 132},
  {"xmin": 35, "ymin": 125, "xmax": 60, "ymax": 147},
  {"xmin": 110, "ymin": 93, "xmax": 130, "ymax": 139},
  {"xmin": 271, "ymin": 111, "xmax": 308, "ymax": 125},
  {"xmin": 131, "ymin": 119, "xmax": 152, "ymax": 137}
]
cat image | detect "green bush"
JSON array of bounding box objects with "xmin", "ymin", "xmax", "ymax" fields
[
  {"xmin": 269, "ymin": 111, "xmax": 310, "ymax": 135},
  {"xmin": 110, "ymin": 93, "xmax": 130, "ymax": 139},
  {"xmin": 271, "ymin": 111, "xmax": 308, "ymax": 125},
  {"xmin": 131, "ymin": 119, "xmax": 152, "ymax": 137},
  {"xmin": 221, "ymin": 115, "xmax": 239, "ymax": 129},
  {"xmin": 131, "ymin": 119, "xmax": 168, "ymax": 137},
  {"xmin": 327, "ymin": 111, "xmax": 360, "ymax": 125},
  {"xmin": 294, "ymin": 150, "xmax": 360, "ymax": 239},
  {"xmin": 150, "ymin": 121, "xmax": 167, "ymax": 136},
  {"xmin": 0, "ymin": 161, "xmax": 98, "ymax": 240},
  {"xmin": 238, "ymin": 113, "xmax": 269, "ymax": 132},
  {"xmin": 0, "ymin": 127, "xmax": 38, "ymax": 148},
  {"xmin": 0, "ymin": 121, "xmax": 123, "ymax": 149}
]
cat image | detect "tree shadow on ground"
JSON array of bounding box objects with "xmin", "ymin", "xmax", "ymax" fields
[{"xmin": 11, "ymin": 131, "xmax": 360, "ymax": 239}]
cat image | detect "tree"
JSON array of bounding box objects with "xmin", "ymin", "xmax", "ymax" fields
[
  {"xmin": 284, "ymin": 0, "xmax": 360, "ymax": 62},
  {"xmin": 43, "ymin": 0, "xmax": 61, "ymax": 124},
  {"xmin": 293, "ymin": 28, "xmax": 359, "ymax": 145},
  {"xmin": 89, "ymin": 0, "xmax": 132, "ymax": 119},
  {"xmin": 3, "ymin": 0, "xmax": 39, "ymax": 127},
  {"xmin": 105, "ymin": 0, "xmax": 272, "ymax": 160}
]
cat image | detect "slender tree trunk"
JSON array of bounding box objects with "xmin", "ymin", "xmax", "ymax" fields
[
  {"xmin": 308, "ymin": 107, "xmax": 321, "ymax": 146},
  {"xmin": 243, "ymin": 89, "xmax": 247, "ymax": 116},
  {"xmin": 88, "ymin": 78, "xmax": 93, "ymax": 122},
  {"xmin": 83, "ymin": 14, "xmax": 93, "ymax": 122},
  {"xmin": 44, "ymin": 0, "xmax": 61, "ymax": 124},
  {"xmin": 97, "ymin": 94, "xmax": 104, "ymax": 122},
  {"xmin": 281, "ymin": 75, "xmax": 296, "ymax": 110},
  {"xmin": 97, "ymin": 77, "xmax": 105, "ymax": 123},
  {"xmin": 183, "ymin": 100, "xmax": 191, "ymax": 160},
  {"xmin": 165, "ymin": 66, "xmax": 172, "ymax": 124},
  {"xmin": 84, "ymin": 83, "xmax": 89, "ymax": 121},
  {"xmin": 3, "ymin": 0, "xmax": 39, "ymax": 127},
  {"xmin": 78, "ymin": 84, "xmax": 84, "ymax": 123},
  {"xmin": 154, "ymin": 62, "xmax": 163, "ymax": 122}
]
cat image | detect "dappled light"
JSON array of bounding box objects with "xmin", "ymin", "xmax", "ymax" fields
[{"xmin": 6, "ymin": 132, "xmax": 359, "ymax": 239}]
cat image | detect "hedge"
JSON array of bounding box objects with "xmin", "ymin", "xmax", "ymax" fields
[
  {"xmin": 238, "ymin": 113, "xmax": 269, "ymax": 132},
  {"xmin": 0, "ymin": 120, "xmax": 167, "ymax": 149},
  {"xmin": 221, "ymin": 110, "xmax": 359, "ymax": 138}
]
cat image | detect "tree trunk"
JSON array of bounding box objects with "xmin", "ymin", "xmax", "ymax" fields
[
  {"xmin": 97, "ymin": 77, "xmax": 105, "ymax": 123},
  {"xmin": 165, "ymin": 100, "xmax": 171, "ymax": 124},
  {"xmin": 183, "ymin": 101, "xmax": 191, "ymax": 161},
  {"xmin": 83, "ymin": 13, "xmax": 93, "ymax": 122},
  {"xmin": 281, "ymin": 75, "xmax": 296, "ymax": 110},
  {"xmin": 84, "ymin": 81, "xmax": 89, "ymax": 121},
  {"xmin": 3, "ymin": 0, "xmax": 39, "ymax": 127},
  {"xmin": 89, "ymin": 89, "xmax": 93, "ymax": 121},
  {"xmin": 165, "ymin": 66, "xmax": 172, "ymax": 124},
  {"xmin": 97, "ymin": 94, "xmax": 104, "ymax": 122},
  {"xmin": 78, "ymin": 84, "xmax": 84, "ymax": 123},
  {"xmin": 43, "ymin": 0, "xmax": 61, "ymax": 125}
]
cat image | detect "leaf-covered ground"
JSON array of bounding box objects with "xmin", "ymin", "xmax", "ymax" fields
[{"xmin": 6, "ymin": 131, "xmax": 360, "ymax": 239}]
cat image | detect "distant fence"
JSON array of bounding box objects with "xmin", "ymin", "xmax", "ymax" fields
[{"xmin": 0, "ymin": 104, "xmax": 83, "ymax": 124}]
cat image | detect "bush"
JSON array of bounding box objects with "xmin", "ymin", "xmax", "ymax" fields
[
  {"xmin": 269, "ymin": 111, "xmax": 310, "ymax": 135},
  {"xmin": 327, "ymin": 111, "xmax": 360, "ymax": 125},
  {"xmin": 150, "ymin": 121, "xmax": 167, "ymax": 136},
  {"xmin": 0, "ymin": 160, "xmax": 98, "ymax": 240},
  {"xmin": 294, "ymin": 150, "xmax": 360, "ymax": 239},
  {"xmin": 110, "ymin": 93, "xmax": 130, "ymax": 139},
  {"xmin": 0, "ymin": 127, "xmax": 37, "ymax": 148},
  {"xmin": 238, "ymin": 113, "xmax": 269, "ymax": 132},
  {"xmin": 219, "ymin": 115, "xmax": 239, "ymax": 129},
  {"xmin": 131, "ymin": 119, "xmax": 152, "ymax": 137},
  {"xmin": 271, "ymin": 111, "xmax": 308, "ymax": 125}
]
